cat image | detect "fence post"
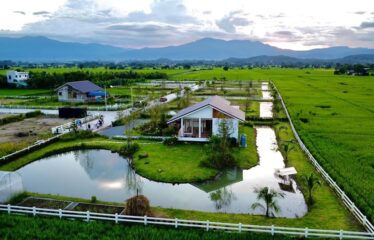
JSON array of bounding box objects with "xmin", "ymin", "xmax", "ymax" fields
[
  {"xmin": 86, "ymin": 211, "xmax": 90, "ymax": 221},
  {"xmin": 115, "ymin": 213, "xmax": 118, "ymax": 224},
  {"xmin": 304, "ymin": 227, "xmax": 308, "ymax": 238},
  {"xmin": 206, "ymin": 220, "xmax": 210, "ymax": 231},
  {"xmin": 144, "ymin": 215, "xmax": 147, "ymax": 225},
  {"xmin": 32, "ymin": 206, "xmax": 36, "ymax": 216},
  {"xmin": 271, "ymin": 225, "xmax": 275, "ymax": 236},
  {"xmin": 238, "ymin": 223, "xmax": 242, "ymax": 232},
  {"xmin": 59, "ymin": 209, "xmax": 62, "ymax": 219},
  {"xmin": 175, "ymin": 218, "xmax": 178, "ymax": 228},
  {"xmin": 339, "ymin": 230, "xmax": 343, "ymax": 240},
  {"xmin": 7, "ymin": 204, "xmax": 11, "ymax": 214}
]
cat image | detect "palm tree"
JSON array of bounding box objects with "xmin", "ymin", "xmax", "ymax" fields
[
  {"xmin": 281, "ymin": 142, "xmax": 295, "ymax": 162},
  {"xmin": 251, "ymin": 187, "xmax": 285, "ymax": 217},
  {"xmin": 302, "ymin": 173, "xmax": 321, "ymax": 206}
]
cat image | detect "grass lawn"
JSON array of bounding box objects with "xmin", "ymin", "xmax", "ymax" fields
[
  {"xmin": 0, "ymin": 213, "xmax": 303, "ymax": 240},
  {"xmin": 133, "ymin": 125, "xmax": 258, "ymax": 183},
  {"xmin": 0, "ymin": 88, "xmax": 51, "ymax": 96}
]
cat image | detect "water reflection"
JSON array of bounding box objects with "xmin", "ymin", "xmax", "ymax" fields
[
  {"xmin": 17, "ymin": 127, "xmax": 307, "ymax": 217},
  {"xmin": 210, "ymin": 187, "xmax": 236, "ymax": 211}
]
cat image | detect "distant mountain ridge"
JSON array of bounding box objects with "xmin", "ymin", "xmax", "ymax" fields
[{"xmin": 1, "ymin": 36, "xmax": 374, "ymax": 62}]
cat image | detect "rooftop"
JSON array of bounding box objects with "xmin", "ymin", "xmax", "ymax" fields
[{"xmin": 168, "ymin": 95, "xmax": 245, "ymax": 123}]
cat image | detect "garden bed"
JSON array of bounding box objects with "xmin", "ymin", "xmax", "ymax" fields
[
  {"xmin": 17, "ymin": 197, "xmax": 71, "ymax": 209},
  {"xmin": 72, "ymin": 203, "xmax": 125, "ymax": 214}
]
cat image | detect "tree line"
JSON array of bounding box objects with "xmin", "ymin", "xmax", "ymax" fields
[{"xmin": 0, "ymin": 70, "xmax": 168, "ymax": 89}]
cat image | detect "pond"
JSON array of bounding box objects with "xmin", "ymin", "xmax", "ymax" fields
[{"xmin": 17, "ymin": 127, "xmax": 307, "ymax": 217}]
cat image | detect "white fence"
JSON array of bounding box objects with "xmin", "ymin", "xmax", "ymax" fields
[
  {"xmin": 271, "ymin": 82, "xmax": 374, "ymax": 233},
  {"xmin": 0, "ymin": 135, "xmax": 61, "ymax": 162},
  {"xmin": 0, "ymin": 204, "xmax": 373, "ymax": 239}
]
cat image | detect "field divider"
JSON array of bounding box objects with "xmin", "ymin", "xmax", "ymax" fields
[
  {"xmin": 270, "ymin": 81, "xmax": 374, "ymax": 233},
  {"xmin": 1, "ymin": 203, "xmax": 373, "ymax": 239}
]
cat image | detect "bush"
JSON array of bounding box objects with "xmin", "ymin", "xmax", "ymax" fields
[
  {"xmin": 163, "ymin": 137, "xmax": 179, "ymax": 146},
  {"xmin": 124, "ymin": 195, "xmax": 152, "ymax": 216},
  {"xmin": 138, "ymin": 153, "xmax": 149, "ymax": 159},
  {"xmin": 120, "ymin": 142, "xmax": 140, "ymax": 157},
  {"xmin": 91, "ymin": 196, "xmax": 97, "ymax": 203},
  {"xmin": 60, "ymin": 130, "xmax": 100, "ymax": 141},
  {"xmin": 24, "ymin": 110, "xmax": 43, "ymax": 118}
]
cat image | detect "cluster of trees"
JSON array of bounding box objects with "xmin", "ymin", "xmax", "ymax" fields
[
  {"xmin": 334, "ymin": 64, "xmax": 374, "ymax": 76},
  {"xmin": 26, "ymin": 70, "xmax": 168, "ymax": 89}
]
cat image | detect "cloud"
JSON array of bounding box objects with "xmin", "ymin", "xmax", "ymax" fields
[
  {"xmin": 33, "ymin": 11, "xmax": 50, "ymax": 16},
  {"xmin": 13, "ymin": 11, "xmax": 26, "ymax": 15},
  {"xmin": 216, "ymin": 11, "xmax": 252, "ymax": 33},
  {"xmin": 354, "ymin": 11, "xmax": 366, "ymax": 15},
  {"xmin": 359, "ymin": 21, "xmax": 374, "ymax": 29}
]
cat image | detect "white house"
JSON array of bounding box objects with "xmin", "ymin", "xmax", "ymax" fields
[
  {"xmin": 6, "ymin": 70, "xmax": 29, "ymax": 87},
  {"xmin": 56, "ymin": 80, "xmax": 107, "ymax": 102},
  {"xmin": 167, "ymin": 96, "xmax": 245, "ymax": 142}
]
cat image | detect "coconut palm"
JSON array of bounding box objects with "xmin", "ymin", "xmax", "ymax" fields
[
  {"xmin": 302, "ymin": 173, "xmax": 321, "ymax": 206},
  {"xmin": 281, "ymin": 142, "xmax": 295, "ymax": 162},
  {"xmin": 251, "ymin": 187, "xmax": 285, "ymax": 217}
]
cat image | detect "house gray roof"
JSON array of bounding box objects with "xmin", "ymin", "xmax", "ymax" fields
[
  {"xmin": 58, "ymin": 80, "xmax": 103, "ymax": 93},
  {"xmin": 168, "ymin": 95, "xmax": 245, "ymax": 123}
]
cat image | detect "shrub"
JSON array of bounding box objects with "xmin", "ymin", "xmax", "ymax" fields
[
  {"xmin": 138, "ymin": 153, "xmax": 149, "ymax": 159},
  {"xmin": 124, "ymin": 195, "xmax": 152, "ymax": 216},
  {"xmin": 24, "ymin": 110, "xmax": 43, "ymax": 118},
  {"xmin": 60, "ymin": 130, "xmax": 100, "ymax": 141},
  {"xmin": 91, "ymin": 196, "xmax": 97, "ymax": 203},
  {"xmin": 120, "ymin": 142, "xmax": 140, "ymax": 157},
  {"xmin": 163, "ymin": 137, "xmax": 179, "ymax": 146}
]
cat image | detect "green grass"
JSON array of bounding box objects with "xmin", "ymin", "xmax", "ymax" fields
[
  {"xmin": 0, "ymin": 88, "xmax": 51, "ymax": 96},
  {"xmin": 0, "ymin": 213, "xmax": 314, "ymax": 240},
  {"xmin": 271, "ymin": 74, "xmax": 374, "ymax": 223},
  {"xmin": 133, "ymin": 125, "xmax": 258, "ymax": 183}
]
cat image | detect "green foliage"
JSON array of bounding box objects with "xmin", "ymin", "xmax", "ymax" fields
[
  {"xmin": 60, "ymin": 130, "xmax": 101, "ymax": 141},
  {"xmin": 91, "ymin": 196, "xmax": 97, "ymax": 203},
  {"xmin": 124, "ymin": 195, "xmax": 152, "ymax": 216},
  {"xmin": 0, "ymin": 213, "xmax": 306, "ymax": 240},
  {"xmin": 301, "ymin": 173, "xmax": 321, "ymax": 206},
  {"xmin": 202, "ymin": 120, "xmax": 237, "ymax": 170},
  {"xmin": 0, "ymin": 110, "xmax": 43, "ymax": 126},
  {"xmin": 120, "ymin": 142, "xmax": 140, "ymax": 158},
  {"xmin": 163, "ymin": 136, "xmax": 179, "ymax": 146},
  {"xmin": 251, "ymin": 187, "xmax": 285, "ymax": 218}
]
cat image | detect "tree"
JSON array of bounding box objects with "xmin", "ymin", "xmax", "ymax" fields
[
  {"xmin": 223, "ymin": 66, "xmax": 229, "ymax": 71},
  {"xmin": 301, "ymin": 173, "xmax": 321, "ymax": 206},
  {"xmin": 251, "ymin": 187, "xmax": 285, "ymax": 217},
  {"xmin": 203, "ymin": 120, "xmax": 236, "ymax": 169},
  {"xmin": 280, "ymin": 142, "xmax": 295, "ymax": 162}
]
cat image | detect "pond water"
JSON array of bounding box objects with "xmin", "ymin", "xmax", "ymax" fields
[
  {"xmin": 260, "ymin": 102, "xmax": 273, "ymax": 118},
  {"xmin": 17, "ymin": 127, "xmax": 307, "ymax": 217}
]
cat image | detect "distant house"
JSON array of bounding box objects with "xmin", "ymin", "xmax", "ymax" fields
[
  {"xmin": 6, "ymin": 70, "xmax": 29, "ymax": 87},
  {"xmin": 56, "ymin": 80, "xmax": 107, "ymax": 102},
  {"xmin": 167, "ymin": 96, "xmax": 245, "ymax": 142}
]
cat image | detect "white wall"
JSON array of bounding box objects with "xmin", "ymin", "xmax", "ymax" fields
[
  {"xmin": 6, "ymin": 71, "xmax": 29, "ymax": 87},
  {"xmin": 185, "ymin": 106, "xmax": 212, "ymax": 119},
  {"xmin": 212, "ymin": 118, "xmax": 239, "ymax": 140}
]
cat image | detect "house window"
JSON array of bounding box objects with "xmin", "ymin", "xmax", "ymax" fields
[
  {"xmin": 58, "ymin": 92, "xmax": 62, "ymax": 96},
  {"xmin": 183, "ymin": 119, "xmax": 199, "ymax": 138}
]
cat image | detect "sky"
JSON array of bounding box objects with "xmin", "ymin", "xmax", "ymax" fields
[{"xmin": 0, "ymin": 0, "xmax": 373, "ymax": 50}]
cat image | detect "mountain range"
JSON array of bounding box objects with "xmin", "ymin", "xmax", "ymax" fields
[{"xmin": 1, "ymin": 36, "xmax": 374, "ymax": 62}]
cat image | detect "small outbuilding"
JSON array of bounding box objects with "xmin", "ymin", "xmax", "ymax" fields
[
  {"xmin": 56, "ymin": 80, "xmax": 108, "ymax": 102},
  {"xmin": 0, "ymin": 171, "xmax": 24, "ymax": 203},
  {"xmin": 167, "ymin": 96, "xmax": 245, "ymax": 142},
  {"xmin": 6, "ymin": 70, "xmax": 29, "ymax": 87}
]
